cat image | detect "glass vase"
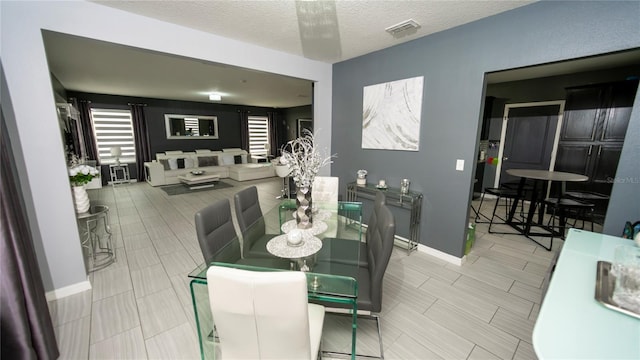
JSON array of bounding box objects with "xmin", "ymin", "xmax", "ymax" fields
[{"xmin": 295, "ymin": 185, "xmax": 313, "ymax": 229}]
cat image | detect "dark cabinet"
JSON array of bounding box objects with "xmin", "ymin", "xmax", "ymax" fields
[
  {"xmin": 560, "ymin": 86, "xmax": 604, "ymax": 141},
  {"xmin": 555, "ymin": 144, "xmax": 592, "ymax": 176},
  {"xmin": 554, "ymin": 80, "xmax": 638, "ymax": 218}
]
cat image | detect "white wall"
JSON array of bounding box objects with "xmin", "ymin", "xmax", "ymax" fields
[{"xmin": 0, "ymin": 1, "xmax": 332, "ymax": 292}]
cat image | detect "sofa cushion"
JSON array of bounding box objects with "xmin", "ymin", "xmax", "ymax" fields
[
  {"xmin": 168, "ymin": 158, "xmax": 179, "ymax": 170},
  {"xmin": 195, "ymin": 149, "xmax": 212, "ymax": 154},
  {"xmin": 221, "ymin": 154, "xmax": 235, "ymax": 165},
  {"xmin": 177, "ymin": 158, "xmax": 185, "ymax": 169},
  {"xmin": 198, "ymin": 156, "xmax": 218, "ymax": 167},
  {"xmin": 159, "ymin": 159, "xmax": 170, "ymax": 170},
  {"xmin": 184, "ymin": 157, "xmax": 195, "ymax": 168},
  {"xmin": 165, "ymin": 150, "xmax": 183, "ymax": 155}
]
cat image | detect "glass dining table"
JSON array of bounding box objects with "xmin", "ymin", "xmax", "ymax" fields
[{"xmin": 188, "ymin": 199, "xmax": 364, "ymax": 360}]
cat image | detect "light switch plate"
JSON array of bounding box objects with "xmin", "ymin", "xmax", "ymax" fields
[{"xmin": 456, "ymin": 159, "xmax": 464, "ymax": 171}]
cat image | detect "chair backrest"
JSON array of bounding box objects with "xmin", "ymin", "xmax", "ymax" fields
[
  {"xmin": 234, "ymin": 186, "xmax": 263, "ymax": 234},
  {"xmin": 194, "ymin": 199, "xmax": 239, "ymax": 264},
  {"xmin": 207, "ymin": 266, "xmax": 314, "ymax": 360},
  {"xmin": 365, "ymin": 191, "xmax": 387, "ymax": 245},
  {"xmin": 366, "ymin": 202, "xmax": 395, "ymax": 313},
  {"xmin": 312, "ymin": 176, "xmax": 339, "ymax": 207}
]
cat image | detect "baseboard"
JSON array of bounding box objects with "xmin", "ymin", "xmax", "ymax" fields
[
  {"xmin": 364, "ymin": 224, "xmax": 465, "ymax": 266},
  {"xmin": 45, "ymin": 279, "xmax": 92, "ymax": 302},
  {"xmin": 416, "ymin": 242, "xmax": 464, "ymax": 266}
]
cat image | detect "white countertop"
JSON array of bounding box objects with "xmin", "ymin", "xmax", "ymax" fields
[{"xmin": 532, "ymin": 229, "xmax": 640, "ymax": 359}]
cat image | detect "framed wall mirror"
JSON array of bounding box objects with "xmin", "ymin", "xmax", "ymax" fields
[
  {"xmin": 165, "ymin": 114, "xmax": 219, "ymax": 139},
  {"xmin": 297, "ymin": 118, "xmax": 313, "ymax": 137}
]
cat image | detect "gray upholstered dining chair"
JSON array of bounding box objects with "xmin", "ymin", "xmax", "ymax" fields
[
  {"xmin": 317, "ymin": 191, "xmax": 386, "ymax": 267},
  {"xmin": 234, "ymin": 186, "xmax": 275, "ymax": 258},
  {"xmin": 314, "ymin": 198, "xmax": 395, "ymax": 359},
  {"xmin": 194, "ymin": 199, "xmax": 240, "ymax": 265},
  {"xmin": 196, "ymin": 198, "xmax": 288, "ymax": 268},
  {"xmin": 207, "ymin": 266, "xmax": 325, "ymax": 360}
]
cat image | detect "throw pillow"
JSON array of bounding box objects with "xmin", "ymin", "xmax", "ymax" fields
[
  {"xmin": 221, "ymin": 154, "xmax": 234, "ymax": 165},
  {"xmin": 198, "ymin": 156, "xmax": 218, "ymax": 167},
  {"xmin": 177, "ymin": 158, "xmax": 185, "ymax": 169},
  {"xmin": 159, "ymin": 159, "xmax": 170, "ymax": 170},
  {"xmin": 168, "ymin": 158, "xmax": 178, "ymax": 170},
  {"xmin": 241, "ymin": 154, "xmax": 248, "ymax": 164},
  {"xmin": 184, "ymin": 157, "xmax": 195, "ymax": 168},
  {"xmin": 234, "ymin": 155, "xmax": 243, "ymax": 164}
]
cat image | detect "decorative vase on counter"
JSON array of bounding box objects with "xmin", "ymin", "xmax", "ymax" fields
[
  {"xmin": 356, "ymin": 169, "xmax": 368, "ymax": 186},
  {"xmin": 295, "ymin": 185, "xmax": 313, "ymax": 229},
  {"xmin": 72, "ymin": 185, "xmax": 90, "ymax": 213}
]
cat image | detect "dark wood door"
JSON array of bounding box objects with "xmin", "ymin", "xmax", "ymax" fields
[{"xmin": 500, "ymin": 104, "xmax": 561, "ymax": 185}]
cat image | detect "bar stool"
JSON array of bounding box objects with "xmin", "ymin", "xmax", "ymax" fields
[
  {"xmin": 274, "ymin": 161, "xmax": 292, "ymax": 199},
  {"xmin": 565, "ymin": 191, "xmax": 609, "ymax": 227},
  {"xmin": 476, "ymin": 187, "xmax": 520, "ymax": 233},
  {"xmin": 544, "ymin": 197, "xmax": 596, "ymax": 239}
]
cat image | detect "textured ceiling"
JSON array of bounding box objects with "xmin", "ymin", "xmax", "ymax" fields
[
  {"xmin": 46, "ymin": 1, "xmax": 638, "ymax": 108},
  {"xmin": 92, "ymin": 0, "xmax": 535, "ymax": 63},
  {"xmin": 47, "ymin": 0, "xmax": 535, "ymax": 107}
]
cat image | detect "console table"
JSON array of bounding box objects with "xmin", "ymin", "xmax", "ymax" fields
[
  {"xmin": 76, "ymin": 205, "xmax": 116, "ymax": 272},
  {"xmin": 346, "ymin": 182, "xmax": 422, "ymax": 253},
  {"xmin": 109, "ymin": 164, "xmax": 130, "ymax": 185}
]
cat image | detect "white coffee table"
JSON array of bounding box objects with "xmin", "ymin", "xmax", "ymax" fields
[{"xmin": 177, "ymin": 173, "xmax": 220, "ymax": 190}]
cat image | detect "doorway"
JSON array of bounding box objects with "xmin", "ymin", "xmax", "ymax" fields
[{"xmin": 494, "ymin": 101, "xmax": 564, "ymax": 187}]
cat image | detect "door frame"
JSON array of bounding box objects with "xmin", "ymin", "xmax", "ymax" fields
[{"xmin": 494, "ymin": 100, "xmax": 566, "ymax": 188}]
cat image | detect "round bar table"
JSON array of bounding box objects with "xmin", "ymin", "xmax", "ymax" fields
[{"xmin": 505, "ymin": 169, "xmax": 588, "ymax": 250}]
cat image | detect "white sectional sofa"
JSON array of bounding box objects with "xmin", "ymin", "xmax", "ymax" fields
[{"xmin": 143, "ymin": 148, "xmax": 275, "ymax": 186}]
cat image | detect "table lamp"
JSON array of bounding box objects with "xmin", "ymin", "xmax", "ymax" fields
[{"xmin": 110, "ymin": 146, "xmax": 122, "ymax": 166}]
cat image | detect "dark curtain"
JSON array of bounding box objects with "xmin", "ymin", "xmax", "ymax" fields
[
  {"xmin": 1, "ymin": 114, "xmax": 59, "ymax": 360},
  {"xmin": 267, "ymin": 111, "xmax": 282, "ymax": 157},
  {"xmin": 238, "ymin": 110, "xmax": 249, "ymax": 151},
  {"xmin": 130, "ymin": 104, "xmax": 151, "ymax": 181},
  {"xmin": 73, "ymin": 98, "xmax": 97, "ymax": 162}
]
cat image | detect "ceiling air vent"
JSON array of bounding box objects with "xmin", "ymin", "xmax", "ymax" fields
[{"xmin": 385, "ymin": 19, "xmax": 420, "ymax": 36}]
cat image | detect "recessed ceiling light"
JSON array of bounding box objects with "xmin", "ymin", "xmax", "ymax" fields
[{"xmin": 209, "ymin": 94, "xmax": 222, "ymax": 101}]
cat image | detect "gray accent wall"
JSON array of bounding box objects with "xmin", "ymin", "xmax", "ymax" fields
[{"xmin": 332, "ymin": 1, "xmax": 640, "ymax": 257}]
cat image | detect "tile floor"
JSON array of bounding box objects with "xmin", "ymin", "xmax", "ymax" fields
[{"xmin": 48, "ymin": 178, "xmax": 597, "ymax": 359}]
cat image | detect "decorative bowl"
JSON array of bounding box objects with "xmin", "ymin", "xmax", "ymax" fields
[{"xmin": 191, "ymin": 170, "xmax": 205, "ymax": 175}]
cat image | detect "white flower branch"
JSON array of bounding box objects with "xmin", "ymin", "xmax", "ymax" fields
[{"xmin": 280, "ymin": 129, "xmax": 336, "ymax": 188}]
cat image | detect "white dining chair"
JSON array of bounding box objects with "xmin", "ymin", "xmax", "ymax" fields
[{"xmin": 206, "ymin": 266, "xmax": 325, "ymax": 359}]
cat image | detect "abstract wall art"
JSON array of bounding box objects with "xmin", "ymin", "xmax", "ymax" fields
[{"xmin": 362, "ymin": 76, "xmax": 424, "ymax": 151}]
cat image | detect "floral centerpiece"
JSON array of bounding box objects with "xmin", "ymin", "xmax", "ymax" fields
[
  {"xmin": 68, "ymin": 155, "xmax": 99, "ymax": 213},
  {"xmin": 280, "ymin": 130, "xmax": 335, "ymax": 229},
  {"xmin": 69, "ymin": 164, "xmax": 100, "ymax": 186}
]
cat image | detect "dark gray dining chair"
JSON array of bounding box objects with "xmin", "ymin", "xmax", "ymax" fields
[
  {"xmin": 317, "ymin": 191, "xmax": 386, "ymax": 267},
  {"xmin": 195, "ymin": 198, "xmax": 287, "ymax": 268},
  {"xmin": 194, "ymin": 199, "xmax": 241, "ymax": 265},
  {"xmin": 234, "ymin": 186, "xmax": 275, "ymax": 258},
  {"xmin": 314, "ymin": 199, "xmax": 395, "ymax": 359}
]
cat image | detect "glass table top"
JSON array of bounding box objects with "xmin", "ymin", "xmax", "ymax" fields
[{"xmin": 188, "ymin": 200, "xmax": 364, "ymax": 299}]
